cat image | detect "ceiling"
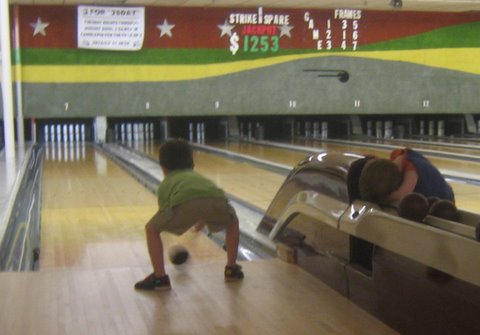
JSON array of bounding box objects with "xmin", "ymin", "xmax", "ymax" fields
[{"xmin": 7, "ymin": 0, "xmax": 480, "ymax": 12}]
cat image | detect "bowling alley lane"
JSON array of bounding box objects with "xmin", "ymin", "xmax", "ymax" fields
[
  {"xmin": 136, "ymin": 142, "xmax": 286, "ymax": 212},
  {"xmin": 40, "ymin": 143, "xmax": 226, "ymax": 270},
  {"xmin": 284, "ymin": 138, "xmax": 480, "ymax": 177},
  {"xmin": 386, "ymin": 140, "xmax": 480, "ymax": 156},
  {"xmin": 201, "ymin": 140, "xmax": 480, "ymax": 213},
  {"xmin": 206, "ymin": 139, "xmax": 480, "ymax": 174},
  {"xmin": 0, "ymin": 143, "xmax": 399, "ymax": 335}
]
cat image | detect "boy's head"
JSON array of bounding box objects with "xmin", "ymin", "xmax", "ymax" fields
[
  {"xmin": 159, "ymin": 139, "xmax": 194, "ymax": 171},
  {"xmin": 359, "ymin": 158, "xmax": 402, "ymax": 203}
]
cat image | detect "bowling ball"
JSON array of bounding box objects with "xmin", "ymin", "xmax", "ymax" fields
[
  {"xmin": 429, "ymin": 199, "xmax": 458, "ymax": 221},
  {"xmin": 398, "ymin": 192, "xmax": 428, "ymax": 223},
  {"xmin": 426, "ymin": 196, "xmax": 440, "ymax": 210},
  {"xmin": 168, "ymin": 245, "xmax": 189, "ymax": 265}
]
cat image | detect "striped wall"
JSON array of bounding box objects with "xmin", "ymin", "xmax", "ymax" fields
[{"xmin": 6, "ymin": 5, "xmax": 480, "ymax": 117}]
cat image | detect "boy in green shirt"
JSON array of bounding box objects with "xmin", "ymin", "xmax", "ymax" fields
[{"xmin": 135, "ymin": 139, "xmax": 244, "ymax": 290}]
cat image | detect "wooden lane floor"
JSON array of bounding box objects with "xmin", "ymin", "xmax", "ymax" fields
[
  {"xmin": 208, "ymin": 139, "xmax": 480, "ymax": 176},
  {"xmin": 0, "ymin": 259, "xmax": 397, "ymax": 335},
  {"xmin": 1, "ymin": 143, "xmax": 399, "ymax": 334},
  {"xmin": 350, "ymin": 138, "xmax": 480, "ymax": 156},
  {"xmin": 203, "ymin": 140, "xmax": 480, "ymax": 213},
  {"xmin": 40, "ymin": 143, "xmax": 225, "ymax": 269},
  {"xmin": 284, "ymin": 139, "xmax": 480, "ymax": 177}
]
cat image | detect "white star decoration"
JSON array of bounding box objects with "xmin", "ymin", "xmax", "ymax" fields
[
  {"xmin": 278, "ymin": 24, "xmax": 294, "ymax": 38},
  {"xmin": 218, "ymin": 20, "xmax": 235, "ymax": 37},
  {"xmin": 157, "ymin": 19, "xmax": 175, "ymax": 38},
  {"xmin": 31, "ymin": 17, "xmax": 50, "ymax": 37}
]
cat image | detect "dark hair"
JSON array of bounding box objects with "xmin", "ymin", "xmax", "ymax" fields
[
  {"xmin": 159, "ymin": 139, "xmax": 194, "ymax": 170},
  {"xmin": 359, "ymin": 158, "xmax": 402, "ymax": 202}
]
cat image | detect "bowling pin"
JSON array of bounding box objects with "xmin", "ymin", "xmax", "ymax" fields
[
  {"xmin": 305, "ymin": 121, "xmax": 311, "ymax": 138},
  {"xmin": 57, "ymin": 124, "xmax": 62, "ymax": 143},
  {"xmin": 75, "ymin": 124, "xmax": 80, "ymax": 142},
  {"xmin": 44, "ymin": 125, "xmax": 49, "ymax": 143},
  {"xmin": 114, "ymin": 124, "xmax": 118, "ymax": 142},
  {"xmin": 196, "ymin": 123, "xmax": 201, "ymax": 143},
  {"xmin": 384, "ymin": 121, "xmax": 393, "ymax": 139},
  {"xmin": 69, "ymin": 124, "xmax": 74, "ymax": 143},
  {"xmin": 139, "ymin": 123, "xmax": 144, "ymax": 142},
  {"xmin": 120, "ymin": 123, "xmax": 125, "ymax": 142},
  {"xmin": 144, "ymin": 123, "xmax": 149, "ymax": 142},
  {"xmin": 321, "ymin": 121, "xmax": 328, "ymax": 139},
  {"xmin": 81, "ymin": 124, "xmax": 85, "ymax": 142},
  {"xmin": 224, "ymin": 120, "xmax": 229, "ymax": 139},
  {"xmin": 63, "ymin": 124, "xmax": 68, "ymax": 143},
  {"xmin": 375, "ymin": 121, "xmax": 383, "ymax": 139},
  {"xmin": 366, "ymin": 121, "xmax": 372, "ymax": 137},
  {"xmin": 127, "ymin": 123, "xmax": 132, "ymax": 146},
  {"xmin": 428, "ymin": 120, "xmax": 435, "ymax": 136},
  {"xmin": 50, "ymin": 124, "xmax": 55, "ymax": 143},
  {"xmin": 437, "ymin": 120, "xmax": 445, "ymax": 137},
  {"xmin": 419, "ymin": 120, "xmax": 425, "ymax": 136},
  {"xmin": 189, "ymin": 123, "xmax": 194, "ymax": 142},
  {"xmin": 313, "ymin": 121, "xmax": 320, "ymax": 138},
  {"xmin": 132, "ymin": 123, "xmax": 137, "ymax": 142}
]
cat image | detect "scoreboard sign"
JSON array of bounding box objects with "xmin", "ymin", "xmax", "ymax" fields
[
  {"xmin": 223, "ymin": 7, "xmax": 363, "ymax": 56},
  {"xmin": 305, "ymin": 9, "xmax": 362, "ymax": 51}
]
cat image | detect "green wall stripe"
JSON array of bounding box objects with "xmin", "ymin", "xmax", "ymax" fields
[
  {"xmin": 361, "ymin": 21, "xmax": 480, "ymax": 51},
  {"xmin": 18, "ymin": 21, "xmax": 480, "ymax": 66}
]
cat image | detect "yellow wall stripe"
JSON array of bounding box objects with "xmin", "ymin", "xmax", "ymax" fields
[
  {"xmin": 346, "ymin": 48, "xmax": 480, "ymax": 75},
  {"xmin": 16, "ymin": 48, "xmax": 480, "ymax": 83}
]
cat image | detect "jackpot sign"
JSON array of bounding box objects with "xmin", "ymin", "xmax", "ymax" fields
[{"xmin": 221, "ymin": 7, "xmax": 293, "ymax": 55}]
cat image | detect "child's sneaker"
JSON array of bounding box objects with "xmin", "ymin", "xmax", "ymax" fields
[
  {"xmin": 134, "ymin": 273, "xmax": 171, "ymax": 290},
  {"xmin": 224, "ymin": 265, "xmax": 244, "ymax": 281}
]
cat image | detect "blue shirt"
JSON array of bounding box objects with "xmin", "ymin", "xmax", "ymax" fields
[{"xmin": 406, "ymin": 149, "xmax": 454, "ymax": 202}]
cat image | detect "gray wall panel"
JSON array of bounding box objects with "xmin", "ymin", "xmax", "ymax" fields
[{"xmin": 20, "ymin": 57, "xmax": 480, "ymax": 118}]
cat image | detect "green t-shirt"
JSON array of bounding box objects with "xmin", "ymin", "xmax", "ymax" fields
[{"xmin": 156, "ymin": 169, "xmax": 226, "ymax": 210}]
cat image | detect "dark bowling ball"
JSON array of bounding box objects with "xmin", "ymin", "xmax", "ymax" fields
[
  {"xmin": 429, "ymin": 199, "xmax": 458, "ymax": 221},
  {"xmin": 398, "ymin": 192, "xmax": 429, "ymax": 223},
  {"xmin": 426, "ymin": 196, "xmax": 440, "ymax": 210},
  {"xmin": 168, "ymin": 245, "xmax": 189, "ymax": 265}
]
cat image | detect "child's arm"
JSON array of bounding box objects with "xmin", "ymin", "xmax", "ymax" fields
[
  {"xmin": 388, "ymin": 149, "xmax": 418, "ymax": 202},
  {"xmin": 191, "ymin": 222, "xmax": 205, "ymax": 232},
  {"xmin": 388, "ymin": 169, "xmax": 418, "ymax": 202}
]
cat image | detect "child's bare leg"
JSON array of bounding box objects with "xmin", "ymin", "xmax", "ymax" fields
[
  {"xmin": 225, "ymin": 219, "xmax": 240, "ymax": 266},
  {"xmin": 145, "ymin": 224, "xmax": 167, "ymax": 277}
]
